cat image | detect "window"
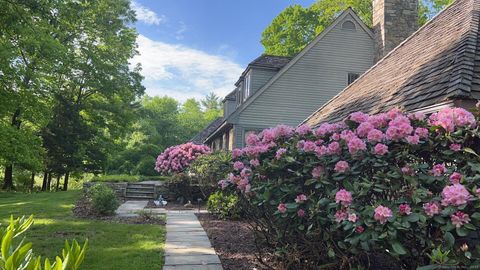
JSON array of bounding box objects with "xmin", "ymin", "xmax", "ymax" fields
[
  {"xmin": 348, "ymin": 73, "xmax": 360, "ymax": 85},
  {"xmin": 244, "ymin": 73, "xmax": 251, "ymax": 102},
  {"xmin": 342, "ymin": 20, "xmax": 356, "ymax": 31}
]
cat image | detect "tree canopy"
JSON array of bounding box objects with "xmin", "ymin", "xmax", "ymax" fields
[{"xmin": 261, "ymin": 0, "xmax": 455, "ymax": 57}]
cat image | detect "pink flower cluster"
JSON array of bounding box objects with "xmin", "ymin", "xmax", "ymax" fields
[
  {"xmin": 374, "ymin": 205, "xmax": 393, "ymax": 224},
  {"xmin": 429, "ymin": 107, "xmax": 476, "ymax": 132},
  {"xmin": 451, "ymin": 211, "xmax": 471, "ymax": 228},
  {"xmin": 441, "ymin": 184, "xmax": 471, "ymax": 206},
  {"xmin": 155, "ymin": 142, "xmax": 210, "ymax": 174},
  {"xmin": 335, "ymin": 189, "xmax": 352, "ymax": 207}
]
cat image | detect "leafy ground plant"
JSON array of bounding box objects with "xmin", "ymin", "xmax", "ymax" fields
[{"xmin": 0, "ymin": 215, "xmax": 87, "ymax": 270}]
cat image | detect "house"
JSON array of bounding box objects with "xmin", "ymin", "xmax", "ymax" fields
[
  {"xmin": 195, "ymin": 8, "xmax": 381, "ymax": 150},
  {"xmin": 303, "ymin": 0, "xmax": 480, "ymax": 126}
]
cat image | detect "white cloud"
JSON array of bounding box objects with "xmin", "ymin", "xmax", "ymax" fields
[
  {"xmin": 175, "ymin": 21, "xmax": 187, "ymax": 40},
  {"xmin": 132, "ymin": 1, "xmax": 165, "ymax": 25},
  {"xmin": 133, "ymin": 35, "xmax": 244, "ymax": 102}
]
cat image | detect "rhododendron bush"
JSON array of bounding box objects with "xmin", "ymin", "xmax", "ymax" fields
[
  {"xmin": 155, "ymin": 142, "xmax": 210, "ymax": 174},
  {"xmin": 221, "ymin": 107, "xmax": 480, "ymax": 269}
]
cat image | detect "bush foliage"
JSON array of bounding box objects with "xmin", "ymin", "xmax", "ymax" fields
[
  {"xmin": 89, "ymin": 184, "xmax": 120, "ymax": 215},
  {"xmin": 221, "ymin": 106, "xmax": 480, "ymax": 269},
  {"xmin": 207, "ymin": 191, "xmax": 242, "ymax": 219},
  {"xmin": 0, "ymin": 215, "xmax": 87, "ymax": 270}
]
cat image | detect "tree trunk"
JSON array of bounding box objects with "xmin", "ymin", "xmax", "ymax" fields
[
  {"xmin": 55, "ymin": 174, "xmax": 61, "ymax": 191},
  {"xmin": 2, "ymin": 165, "xmax": 14, "ymax": 190},
  {"xmin": 41, "ymin": 172, "xmax": 48, "ymax": 191},
  {"xmin": 46, "ymin": 173, "xmax": 52, "ymax": 191},
  {"xmin": 30, "ymin": 172, "xmax": 35, "ymax": 191},
  {"xmin": 63, "ymin": 172, "xmax": 69, "ymax": 191}
]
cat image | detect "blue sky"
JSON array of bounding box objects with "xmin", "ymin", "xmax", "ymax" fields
[{"xmin": 131, "ymin": 0, "xmax": 315, "ymax": 102}]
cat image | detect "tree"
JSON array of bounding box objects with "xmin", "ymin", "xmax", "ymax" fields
[
  {"xmin": 261, "ymin": 0, "xmax": 454, "ymax": 57},
  {"xmin": 201, "ymin": 92, "xmax": 223, "ymax": 122}
]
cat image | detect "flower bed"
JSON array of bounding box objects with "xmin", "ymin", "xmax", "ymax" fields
[{"xmin": 221, "ymin": 107, "xmax": 480, "ymax": 269}]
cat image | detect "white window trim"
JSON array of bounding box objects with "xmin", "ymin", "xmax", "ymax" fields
[{"xmin": 243, "ymin": 72, "xmax": 251, "ymax": 102}]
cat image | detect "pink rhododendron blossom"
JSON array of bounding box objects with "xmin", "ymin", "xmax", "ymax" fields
[
  {"xmin": 356, "ymin": 122, "xmax": 374, "ymax": 138},
  {"xmin": 355, "ymin": 226, "xmax": 365, "ymax": 233},
  {"xmin": 274, "ymin": 125, "xmax": 294, "ymax": 138},
  {"xmin": 409, "ymin": 112, "xmax": 426, "ymax": 121},
  {"xmin": 315, "ymin": 139, "xmax": 325, "ymax": 146},
  {"xmin": 155, "ymin": 143, "xmax": 211, "ymax": 174},
  {"xmin": 347, "ymin": 137, "xmax": 367, "ymax": 155},
  {"xmin": 387, "ymin": 108, "xmax": 403, "ymax": 120},
  {"xmin": 367, "ymin": 129, "xmax": 385, "ymax": 142},
  {"xmin": 331, "ymin": 133, "xmax": 341, "ymax": 141},
  {"xmin": 315, "ymin": 146, "xmax": 329, "ymax": 157},
  {"xmin": 312, "ymin": 166, "xmax": 324, "ymax": 178},
  {"xmin": 297, "ymin": 209, "xmax": 306, "ymax": 218},
  {"xmin": 350, "ymin": 111, "xmax": 369, "ymax": 123},
  {"xmin": 233, "ymin": 161, "xmax": 245, "ymax": 171},
  {"xmin": 218, "ymin": 180, "xmax": 229, "ymax": 189},
  {"xmin": 302, "ymin": 141, "xmax": 316, "ymax": 152},
  {"xmin": 386, "ymin": 115, "xmax": 414, "ymax": 141},
  {"xmin": 246, "ymin": 133, "xmax": 260, "ymax": 146},
  {"xmin": 335, "ymin": 189, "xmax": 353, "ymax": 207},
  {"xmin": 260, "ymin": 129, "xmax": 276, "ymax": 143},
  {"xmin": 327, "ymin": 142, "xmax": 341, "ymax": 155},
  {"xmin": 415, "ymin": 127, "xmax": 429, "ymax": 138},
  {"xmin": 240, "ymin": 168, "xmax": 251, "ymax": 178},
  {"xmin": 374, "ymin": 205, "xmax": 393, "ymax": 224},
  {"xmin": 367, "ymin": 114, "xmax": 389, "ymax": 128},
  {"xmin": 441, "ymin": 184, "xmax": 471, "ymax": 206},
  {"xmin": 295, "ymin": 194, "xmax": 308, "ymax": 203},
  {"xmin": 450, "ymin": 144, "xmax": 462, "ymax": 151},
  {"xmin": 374, "ymin": 143, "xmax": 389, "ymax": 156},
  {"xmin": 449, "ymin": 172, "xmax": 462, "ymax": 184},
  {"xmin": 250, "ymin": 159, "xmax": 260, "ymax": 167},
  {"xmin": 275, "ymin": 148, "xmax": 287, "ymax": 160},
  {"xmin": 406, "ymin": 135, "xmax": 420, "ymax": 145},
  {"xmin": 335, "ymin": 161, "xmax": 350, "ymax": 173},
  {"xmin": 429, "ymin": 108, "xmax": 476, "ymax": 132},
  {"xmin": 296, "ymin": 140, "xmax": 305, "ymax": 150},
  {"xmin": 431, "ymin": 163, "xmax": 446, "ymax": 177},
  {"xmin": 340, "ymin": 130, "xmax": 357, "ymax": 142},
  {"xmin": 334, "ymin": 209, "xmax": 348, "ymax": 223},
  {"xmin": 423, "ymin": 202, "xmax": 440, "ymax": 217},
  {"xmin": 401, "ymin": 166, "xmax": 415, "ymax": 176},
  {"xmin": 295, "ymin": 124, "xmax": 312, "ymax": 136},
  {"xmin": 315, "ymin": 123, "xmax": 337, "ymax": 137},
  {"xmin": 451, "ymin": 211, "xmax": 471, "ymax": 228},
  {"xmin": 277, "ymin": 203, "xmax": 287, "ymax": 214},
  {"xmin": 237, "ymin": 178, "xmax": 250, "ymax": 193},
  {"xmin": 348, "ymin": 213, "xmax": 358, "ymax": 222},
  {"xmin": 399, "ymin": 204, "xmax": 412, "ymax": 215},
  {"xmin": 232, "ymin": 148, "xmax": 243, "ymax": 159}
]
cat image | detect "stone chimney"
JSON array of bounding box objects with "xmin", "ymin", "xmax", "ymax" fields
[{"xmin": 373, "ymin": 0, "xmax": 418, "ymax": 63}]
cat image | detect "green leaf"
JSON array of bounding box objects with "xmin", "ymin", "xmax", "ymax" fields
[
  {"xmin": 416, "ymin": 265, "xmax": 439, "ymax": 270},
  {"xmin": 406, "ymin": 213, "xmax": 420, "ymax": 222},
  {"xmin": 391, "ymin": 241, "xmax": 407, "ymax": 255},
  {"xmin": 456, "ymin": 227, "xmax": 468, "ymax": 237},
  {"xmin": 471, "ymin": 212, "xmax": 480, "ymax": 220},
  {"xmin": 444, "ymin": 232, "xmax": 455, "ymax": 249},
  {"xmin": 464, "ymin": 147, "xmax": 480, "ymax": 158}
]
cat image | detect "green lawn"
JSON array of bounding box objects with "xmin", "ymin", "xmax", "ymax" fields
[{"xmin": 0, "ymin": 191, "xmax": 165, "ymax": 269}]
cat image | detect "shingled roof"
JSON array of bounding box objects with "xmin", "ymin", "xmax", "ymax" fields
[
  {"xmin": 191, "ymin": 117, "xmax": 224, "ymax": 144},
  {"xmin": 248, "ymin": 55, "xmax": 292, "ymax": 70},
  {"xmin": 304, "ymin": 0, "xmax": 480, "ymax": 127}
]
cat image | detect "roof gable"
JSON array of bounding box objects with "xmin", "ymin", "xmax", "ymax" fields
[
  {"xmin": 304, "ymin": 0, "xmax": 480, "ymax": 126},
  {"xmin": 228, "ymin": 8, "xmax": 374, "ymax": 120},
  {"xmin": 190, "ymin": 117, "xmax": 224, "ymax": 144}
]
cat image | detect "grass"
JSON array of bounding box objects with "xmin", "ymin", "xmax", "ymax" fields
[
  {"xmin": 91, "ymin": 174, "xmax": 170, "ymax": 183},
  {"xmin": 0, "ymin": 191, "xmax": 165, "ymax": 269}
]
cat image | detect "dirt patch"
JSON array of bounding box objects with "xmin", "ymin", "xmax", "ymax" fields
[
  {"xmin": 73, "ymin": 195, "xmax": 165, "ymax": 225},
  {"xmin": 196, "ymin": 213, "xmax": 277, "ymax": 270}
]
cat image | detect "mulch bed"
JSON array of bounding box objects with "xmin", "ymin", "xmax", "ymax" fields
[
  {"xmin": 73, "ymin": 195, "xmax": 165, "ymax": 225},
  {"xmin": 196, "ymin": 213, "xmax": 277, "ymax": 270}
]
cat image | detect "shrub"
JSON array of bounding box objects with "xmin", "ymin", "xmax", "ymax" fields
[
  {"xmin": 0, "ymin": 215, "xmax": 88, "ymax": 270},
  {"xmin": 189, "ymin": 150, "xmax": 232, "ymax": 197},
  {"xmin": 155, "ymin": 142, "xmax": 210, "ymax": 175},
  {"xmin": 207, "ymin": 191, "xmax": 242, "ymax": 219},
  {"xmin": 89, "ymin": 184, "xmax": 120, "ymax": 215},
  {"xmin": 221, "ymin": 107, "xmax": 480, "ymax": 269},
  {"xmin": 91, "ymin": 174, "xmax": 140, "ymax": 183}
]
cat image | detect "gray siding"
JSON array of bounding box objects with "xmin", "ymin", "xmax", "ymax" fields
[
  {"xmin": 237, "ymin": 14, "xmax": 374, "ymax": 128},
  {"xmin": 223, "ymin": 99, "xmax": 236, "ymax": 118},
  {"xmin": 250, "ymin": 68, "xmax": 277, "ymax": 95}
]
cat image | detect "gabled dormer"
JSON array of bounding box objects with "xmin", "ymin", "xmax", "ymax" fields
[
  {"xmin": 223, "ymin": 89, "xmax": 236, "ymax": 118},
  {"xmin": 235, "ymin": 55, "xmax": 292, "ymax": 107}
]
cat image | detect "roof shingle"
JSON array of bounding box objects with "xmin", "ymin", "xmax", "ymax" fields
[
  {"xmin": 190, "ymin": 117, "xmax": 224, "ymax": 145},
  {"xmin": 304, "ymin": 0, "xmax": 480, "ymax": 127}
]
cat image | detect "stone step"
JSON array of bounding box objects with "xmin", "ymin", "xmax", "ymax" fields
[
  {"xmin": 124, "ymin": 195, "xmax": 155, "ymax": 200},
  {"xmin": 127, "ymin": 183, "xmax": 155, "ymax": 188},
  {"xmin": 125, "ymin": 190, "xmax": 155, "ymax": 194},
  {"xmin": 126, "ymin": 186, "xmax": 155, "ymax": 191}
]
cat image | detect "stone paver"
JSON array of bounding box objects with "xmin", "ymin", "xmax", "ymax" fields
[
  {"xmin": 163, "ymin": 212, "xmax": 222, "ymax": 269},
  {"xmin": 115, "ymin": 200, "xmax": 148, "ymax": 217}
]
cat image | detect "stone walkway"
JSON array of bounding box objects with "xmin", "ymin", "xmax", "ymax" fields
[
  {"xmin": 163, "ymin": 212, "xmax": 222, "ymax": 270},
  {"xmin": 115, "ymin": 201, "xmax": 222, "ymax": 269}
]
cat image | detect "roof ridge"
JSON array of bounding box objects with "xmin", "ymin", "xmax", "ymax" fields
[
  {"xmin": 301, "ymin": 0, "xmax": 466, "ymax": 127},
  {"xmin": 446, "ymin": 0, "xmax": 479, "ymax": 98}
]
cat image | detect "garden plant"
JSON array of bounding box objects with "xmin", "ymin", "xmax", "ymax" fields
[{"xmin": 220, "ymin": 106, "xmax": 480, "ymax": 269}]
